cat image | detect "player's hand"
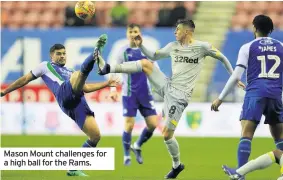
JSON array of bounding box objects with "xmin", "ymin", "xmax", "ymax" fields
[
  {"xmin": 1, "ymin": 91, "xmax": 6, "ymax": 97},
  {"xmin": 107, "ymin": 76, "xmax": 120, "ymax": 87},
  {"xmin": 211, "ymin": 98, "xmax": 222, "ymax": 112},
  {"xmin": 237, "ymin": 80, "xmax": 246, "ymax": 90},
  {"xmin": 109, "ymin": 91, "xmax": 118, "ymax": 102},
  {"xmin": 133, "ymin": 35, "xmax": 143, "ymax": 47}
]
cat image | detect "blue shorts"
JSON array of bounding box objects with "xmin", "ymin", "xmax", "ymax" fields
[
  {"xmin": 122, "ymin": 93, "xmax": 157, "ymax": 118},
  {"xmin": 56, "ymin": 81, "xmax": 94, "ymax": 129},
  {"xmin": 240, "ymin": 97, "xmax": 283, "ymax": 124}
]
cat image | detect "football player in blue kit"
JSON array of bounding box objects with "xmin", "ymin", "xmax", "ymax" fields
[
  {"xmin": 1, "ymin": 35, "xmax": 119, "ymax": 176},
  {"xmin": 108, "ymin": 24, "xmax": 158, "ymax": 166},
  {"xmin": 211, "ymin": 15, "xmax": 283, "ymax": 180}
]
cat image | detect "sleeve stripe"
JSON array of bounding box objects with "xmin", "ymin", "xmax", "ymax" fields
[
  {"xmin": 236, "ymin": 64, "xmax": 247, "ymax": 69},
  {"xmin": 30, "ymin": 71, "xmax": 37, "ymax": 79}
]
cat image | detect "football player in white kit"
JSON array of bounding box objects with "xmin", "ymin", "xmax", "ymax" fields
[{"xmin": 96, "ymin": 19, "xmax": 245, "ymax": 179}]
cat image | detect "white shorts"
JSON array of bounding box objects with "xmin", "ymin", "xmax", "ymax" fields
[{"xmin": 148, "ymin": 66, "xmax": 189, "ymax": 130}]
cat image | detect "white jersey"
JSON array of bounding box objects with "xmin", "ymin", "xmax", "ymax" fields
[{"xmin": 154, "ymin": 40, "xmax": 227, "ymax": 95}]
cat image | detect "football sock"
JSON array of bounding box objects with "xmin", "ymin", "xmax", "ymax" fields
[
  {"xmin": 123, "ymin": 131, "xmax": 132, "ymax": 156},
  {"xmin": 165, "ymin": 137, "xmax": 180, "ymax": 169},
  {"xmin": 82, "ymin": 139, "xmax": 97, "ymax": 148},
  {"xmin": 110, "ymin": 60, "xmax": 143, "ymax": 73},
  {"xmin": 238, "ymin": 137, "xmax": 252, "ymax": 168},
  {"xmin": 81, "ymin": 53, "xmax": 95, "ymax": 75},
  {"xmin": 97, "ymin": 54, "xmax": 106, "ymax": 70},
  {"xmin": 236, "ymin": 152, "xmax": 275, "ymax": 175},
  {"xmin": 69, "ymin": 140, "xmax": 96, "ymax": 172},
  {"xmin": 276, "ymin": 139, "xmax": 283, "ymax": 150},
  {"xmin": 135, "ymin": 128, "xmax": 154, "ymax": 148}
]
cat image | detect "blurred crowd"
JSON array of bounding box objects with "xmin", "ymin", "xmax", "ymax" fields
[
  {"xmin": 1, "ymin": 1, "xmax": 196, "ymax": 28},
  {"xmin": 1, "ymin": 1, "xmax": 282, "ymax": 30},
  {"xmin": 232, "ymin": 1, "xmax": 283, "ymax": 30}
]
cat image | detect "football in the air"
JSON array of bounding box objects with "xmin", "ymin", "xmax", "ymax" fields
[{"xmin": 75, "ymin": 1, "xmax": 95, "ymax": 20}]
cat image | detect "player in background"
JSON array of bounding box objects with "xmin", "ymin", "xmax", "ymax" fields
[
  {"xmin": 1, "ymin": 35, "xmax": 119, "ymax": 177},
  {"xmin": 95, "ymin": 19, "xmax": 244, "ymax": 179},
  {"xmin": 108, "ymin": 24, "xmax": 158, "ymax": 166},
  {"xmin": 222, "ymin": 149, "xmax": 283, "ymax": 180},
  {"xmin": 211, "ymin": 15, "xmax": 283, "ymax": 179}
]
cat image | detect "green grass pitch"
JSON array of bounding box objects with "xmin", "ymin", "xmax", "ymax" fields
[{"xmin": 1, "ymin": 135, "xmax": 279, "ymax": 180}]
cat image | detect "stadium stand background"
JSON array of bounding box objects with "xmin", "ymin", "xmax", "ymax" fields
[{"xmin": 1, "ymin": 1, "xmax": 283, "ymax": 102}]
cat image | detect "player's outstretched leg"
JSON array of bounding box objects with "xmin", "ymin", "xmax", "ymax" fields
[
  {"xmin": 223, "ymin": 149, "xmax": 283, "ymax": 180},
  {"xmin": 96, "ymin": 58, "xmax": 166, "ymax": 98},
  {"xmin": 70, "ymin": 34, "xmax": 108, "ymax": 94},
  {"xmin": 163, "ymin": 127, "xmax": 184, "ymax": 179},
  {"xmin": 131, "ymin": 115, "xmax": 157, "ymax": 164},
  {"xmin": 67, "ymin": 115, "xmax": 100, "ymax": 176},
  {"xmin": 96, "ymin": 56, "xmax": 155, "ymax": 76}
]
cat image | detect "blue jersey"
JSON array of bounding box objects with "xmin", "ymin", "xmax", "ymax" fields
[
  {"xmin": 236, "ymin": 37, "xmax": 283, "ymax": 99},
  {"xmin": 31, "ymin": 61, "xmax": 94, "ymax": 129},
  {"xmin": 31, "ymin": 61, "xmax": 75, "ymax": 98}
]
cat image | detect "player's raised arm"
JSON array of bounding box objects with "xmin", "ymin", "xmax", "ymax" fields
[
  {"xmin": 1, "ymin": 62, "xmax": 48, "ymax": 97},
  {"xmin": 211, "ymin": 44, "xmax": 248, "ymax": 111},
  {"xmin": 134, "ymin": 35, "xmax": 172, "ymax": 60}
]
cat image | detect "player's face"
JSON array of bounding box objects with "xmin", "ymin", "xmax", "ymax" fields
[
  {"xmin": 51, "ymin": 49, "xmax": 66, "ymax": 66},
  {"xmin": 174, "ymin": 24, "xmax": 190, "ymax": 42},
  {"xmin": 127, "ymin": 27, "xmax": 141, "ymax": 44}
]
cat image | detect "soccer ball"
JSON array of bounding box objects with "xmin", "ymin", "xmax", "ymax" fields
[{"xmin": 75, "ymin": 1, "xmax": 95, "ymax": 20}]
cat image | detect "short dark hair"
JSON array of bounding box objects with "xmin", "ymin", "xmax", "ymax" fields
[
  {"xmin": 50, "ymin": 44, "xmax": 65, "ymax": 54},
  {"xmin": 176, "ymin": 19, "xmax": 195, "ymax": 30},
  {"xmin": 253, "ymin": 15, "xmax": 274, "ymax": 36},
  {"xmin": 127, "ymin": 23, "xmax": 141, "ymax": 29}
]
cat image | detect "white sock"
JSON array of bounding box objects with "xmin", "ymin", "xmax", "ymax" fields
[
  {"xmin": 124, "ymin": 156, "xmax": 131, "ymax": 161},
  {"xmin": 97, "ymin": 54, "xmax": 106, "ymax": 69},
  {"xmin": 133, "ymin": 142, "xmax": 141, "ymax": 150},
  {"xmin": 237, "ymin": 152, "xmax": 275, "ymax": 175},
  {"xmin": 165, "ymin": 137, "xmax": 180, "ymax": 169},
  {"xmin": 111, "ymin": 61, "xmax": 143, "ymax": 73}
]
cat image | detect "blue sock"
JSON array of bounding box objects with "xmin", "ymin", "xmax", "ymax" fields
[
  {"xmin": 67, "ymin": 140, "xmax": 97, "ymax": 172},
  {"xmin": 122, "ymin": 131, "xmax": 131, "ymax": 156},
  {"xmin": 237, "ymin": 137, "xmax": 252, "ymax": 168},
  {"xmin": 136, "ymin": 128, "xmax": 154, "ymax": 147},
  {"xmin": 82, "ymin": 139, "xmax": 97, "ymax": 148},
  {"xmin": 80, "ymin": 53, "xmax": 95, "ymax": 75},
  {"xmin": 275, "ymin": 139, "xmax": 283, "ymax": 150}
]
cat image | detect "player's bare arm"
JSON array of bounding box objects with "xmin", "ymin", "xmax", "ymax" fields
[
  {"xmin": 83, "ymin": 76, "xmax": 119, "ymax": 93},
  {"xmin": 109, "ymin": 89, "xmax": 119, "ymax": 101},
  {"xmin": 1, "ymin": 72, "xmax": 37, "ymax": 97}
]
